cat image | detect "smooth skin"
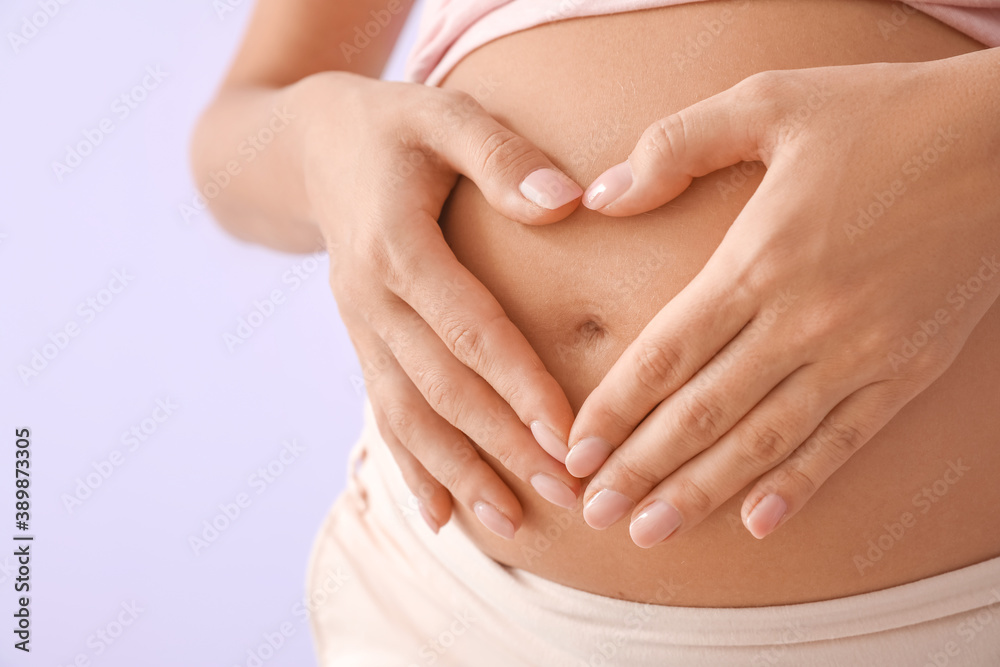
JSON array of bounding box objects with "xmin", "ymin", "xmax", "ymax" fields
[
  {"xmin": 190, "ymin": 0, "xmax": 585, "ymax": 539},
  {"xmin": 569, "ymin": 50, "xmax": 1000, "ymax": 545}
]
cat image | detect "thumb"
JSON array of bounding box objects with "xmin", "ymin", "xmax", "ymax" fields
[
  {"xmin": 582, "ymin": 77, "xmax": 770, "ymax": 217},
  {"xmin": 429, "ymin": 93, "xmax": 583, "ymax": 225}
]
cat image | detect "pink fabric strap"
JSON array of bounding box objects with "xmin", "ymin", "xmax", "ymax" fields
[{"xmin": 404, "ymin": 0, "xmax": 1000, "ymax": 85}]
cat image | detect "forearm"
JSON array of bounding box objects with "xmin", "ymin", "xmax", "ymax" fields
[
  {"xmin": 190, "ymin": 76, "xmax": 331, "ymax": 252},
  {"xmin": 189, "ymin": 0, "xmax": 415, "ymax": 253}
]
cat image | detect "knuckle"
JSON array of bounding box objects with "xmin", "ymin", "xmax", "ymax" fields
[
  {"xmin": 440, "ymin": 315, "xmax": 494, "ymax": 369},
  {"xmin": 732, "ymin": 70, "xmax": 788, "ymax": 143},
  {"xmin": 772, "ymin": 463, "xmax": 818, "ymax": 499},
  {"xmin": 820, "ymin": 419, "xmax": 868, "ymax": 463},
  {"xmin": 487, "ymin": 441, "xmax": 518, "ymax": 473},
  {"xmin": 356, "ymin": 230, "xmax": 395, "ymax": 283},
  {"xmin": 602, "ymin": 456, "xmax": 663, "ymax": 493},
  {"xmin": 448, "ymin": 457, "xmax": 496, "ymax": 501},
  {"xmin": 384, "ymin": 402, "xmax": 416, "ymax": 444},
  {"xmin": 674, "ymin": 393, "xmax": 722, "ymax": 443},
  {"xmin": 738, "ymin": 424, "xmax": 791, "ymax": 467},
  {"xmin": 642, "ymin": 114, "xmax": 688, "ymax": 164},
  {"xmin": 633, "ymin": 341, "xmax": 683, "ymax": 395},
  {"xmin": 675, "ymin": 477, "xmax": 714, "ymax": 517},
  {"xmin": 472, "ymin": 128, "xmax": 531, "ymax": 179},
  {"xmin": 421, "ymin": 370, "xmax": 459, "ymax": 418}
]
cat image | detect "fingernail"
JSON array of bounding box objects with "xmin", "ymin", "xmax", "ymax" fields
[
  {"xmin": 519, "ymin": 168, "xmax": 583, "ymax": 210},
  {"xmin": 417, "ymin": 500, "xmax": 440, "ymax": 534},
  {"xmin": 474, "ymin": 501, "xmax": 516, "ymax": 540},
  {"xmin": 583, "ymin": 161, "xmax": 633, "ymax": 210},
  {"xmin": 565, "ymin": 437, "xmax": 613, "ymax": 477},
  {"xmin": 530, "ymin": 473, "xmax": 578, "ymax": 510},
  {"xmin": 629, "ymin": 501, "xmax": 682, "ymax": 548},
  {"xmin": 530, "ymin": 421, "xmax": 569, "ymax": 463},
  {"xmin": 745, "ymin": 494, "xmax": 787, "ymax": 540},
  {"xmin": 583, "ymin": 489, "xmax": 634, "ymax": 530}
]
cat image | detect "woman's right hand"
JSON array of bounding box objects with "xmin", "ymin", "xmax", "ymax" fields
[{"xmin": 301, "ymin": 72, "xmax": 584, "ymax": 538}]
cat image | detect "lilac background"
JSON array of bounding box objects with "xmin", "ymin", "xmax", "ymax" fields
[{"xmin": 1, "ymin": 1, "xmax": 422, "ymax": 665}]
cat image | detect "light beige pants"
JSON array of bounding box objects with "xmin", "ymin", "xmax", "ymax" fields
[{"xmin": 306, "ymin": 401, "xmax": 1000, "ymax": 666}]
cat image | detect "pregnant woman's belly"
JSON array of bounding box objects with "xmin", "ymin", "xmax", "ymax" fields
[{"xmin": 436, "ymin": 0, "xmax": 1000, "ymax": 606}]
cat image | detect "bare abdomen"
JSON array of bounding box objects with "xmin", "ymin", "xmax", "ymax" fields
[{"xmin": 437, "ymin": 0, "xmax": 1000, "ymax": 606}]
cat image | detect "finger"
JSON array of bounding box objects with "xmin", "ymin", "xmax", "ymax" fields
[
  {"xmin": 582, "ymin": 72, "xmax": 774, "ymax": 215},
  {"xmin": 373, "ymin": 296, "xmax": 580, "ymax": 509},
  {"xmin": 624, "ymin": 365, "xmax": 855, "ymax": 547},
  {"xmin": 346, "ymin": 312, "xmax": 525, "ymax": 538},
  {"xmin": 567, "ymin": 256, "xmax": 757, "ymax": 477},
  {"xmin": 580, "ymin": 321, "xmax": 803, "ymax": 529},
  {"xmin": 740, "ymin": 380, "xmax": 911, "ymax": 539},
  {"xmin": 422, "ymin": 89, "xmax": 583, "ymax": 222},
  {"xmin": 369, "ymin": 401, "xmax": 453, "ymax": 533},
  {"xmin": 378, "ymin": 212, "xmax": 576, "ymax": 463}
]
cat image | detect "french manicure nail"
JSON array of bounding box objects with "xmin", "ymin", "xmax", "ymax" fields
[
  {"xmin": 629, "ymin": 501, "xmax": 682, "ymax": 548},
  {"xmin": 519, "ymin": 168, "xmax": 583, "ymax": 210},
  {"xmin": 530, "ymin": 421, "xmax": 569, "ymax": 463},
  {"xmin": 474, "ymin": 501, "xmax": 516, "ymax": 540},
  {"xmin": 417, "ymin": 499, "xmax": 439, "ymax": 534},
  {"xmin": 530, "ymin": 473, "xmax": 578, "ymax": 510},
  {"xmin": 583, "ymin": 489, "xmax": 634, "ymax": 530},
  {"xmin": 745, "ymin": 494, "xmax": 787, "ymax": 539},
  {"xmin": 583, "ymin": 161, "xmax": 633, "ymax": 210},
  {"xmin": 565, "ymin": 437, "xmax": 614, "ymax": 477}
]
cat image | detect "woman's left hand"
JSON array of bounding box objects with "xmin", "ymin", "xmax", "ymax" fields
[{"xmin": 565, "ymin": 49, "xmax": 1000, "ymax": 546}]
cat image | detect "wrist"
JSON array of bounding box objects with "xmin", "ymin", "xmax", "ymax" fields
[{"xmin": 287, "ymin": 70, "xmax": 374, "ymax": 240}]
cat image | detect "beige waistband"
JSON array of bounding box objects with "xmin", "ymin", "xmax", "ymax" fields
[{"xmin": 306, "ymin": 400, "xmax": 1000, "ymax": 666}]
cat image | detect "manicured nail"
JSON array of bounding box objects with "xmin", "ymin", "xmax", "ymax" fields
[
  {"xmin": 745, "ymin": 494, "xmax": 787, "ymax": 540},
  {"xmin": 474, "ymin": 501, "xmax": 516, "ymax": 540},
  {"xmin": 530, "ymin": 473, "xmax": 578, "ymax": 510},
  {"xmin": 583, "ymin": 489, "xmax": 634, "ymax": 530},
  {"xmin": 530, "ymin": 421, "xmax": 569, "ymax": 463},
  {"xmin": 519, "ymin": 168, "xmax": 583, "ymax": 210},
  {"xmin": 629, "ymin": 501, "xmax": 682, "ymax": 548},
  {"xmin": 565, "ymin": 437, "xmax": 613, "ymax": 478},
  {"xmin": 417, "ymin": 499, "xmax": 439, "ymax": 534},
  {"xmin": 583, "ymin": 161, "xmax": 633, "ymax": 210}
]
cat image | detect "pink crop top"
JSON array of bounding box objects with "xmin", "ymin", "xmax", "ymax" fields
[{"xmin": 403, "ymin": 0, "xmax": 1000, "ymax": 85}]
